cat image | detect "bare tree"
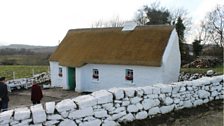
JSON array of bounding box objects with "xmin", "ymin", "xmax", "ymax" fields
[
  {"xmin": 92, "ymin": 16, "xmax": 125, "ymax": 28},
  {"xmin": 202, "ymin": 5, "xmax": 224, "ymax": 47}
]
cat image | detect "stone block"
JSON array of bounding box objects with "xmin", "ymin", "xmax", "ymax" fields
[
  {"xmin": 160, "ymin": 105, "xmax": 174, "ymax": 114},
  {"xmin": 68, "ymin": 107, "xmax": 94, "ymax": 119},
  {"xmin": 92, "ymin": 90, "xmax": 113, "ymax": 104},
  {"xmin": 30, "ymin": 104, "xmax": 47, "ymax": 124},
  {"xmin": 58, "ymin": 119, "xmax": 77, "ymax": 126},
  {"xmin": 135, "ymin": 111, "xmax": 147, "ymax": 120},
  {"xmin": 45, "ymin": 102, "xmax": 55, "ymax": 114},
  {"xmin": 14, "ymin": 107, "xmax": 30, "ymax": 121},
  {"xmin": 108, "ymin": 88, "xmax": 124, "ymax": 100},
  {"xmin": 73, "ymin": 95, "xmax": 97, "ymax": 109},
  {"xmin": 56, "ymin": 99, "xmax": 77, "ymax": 113}
]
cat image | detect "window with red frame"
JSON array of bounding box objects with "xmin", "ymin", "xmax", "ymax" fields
[
  {"xmin": 58, "ymin": 67, "xmax": 63, "ymax": 77},
  {"xmin": 92, "ymin": 69, "xmax": 99, "ymax": 80},
  {"xmin": 125, "ymin": 69, "xmax": 133, "ymax": 82}
]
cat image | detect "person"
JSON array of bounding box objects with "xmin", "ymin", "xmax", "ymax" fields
[
  {"xmin": 0, "ymin": 77, "xmax": 9, "ymax": 112},
  {"xmin": 31, "ymin": 81, "xmax": 43, "ymax": 105}
]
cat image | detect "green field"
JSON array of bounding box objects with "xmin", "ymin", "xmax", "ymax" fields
[
  {"xmin": 0, "ymin": 65, "xmax": 49, "ymax": 80},
  {"xmin": 181, "ymin": 65, "xmax": 224, "ymax": 75}
]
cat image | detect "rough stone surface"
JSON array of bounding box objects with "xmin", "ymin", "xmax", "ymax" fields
[
  {"xmin": 92, "ymin": 90, "xmax": 113, "ymax": 104},
  {"xmin": 135, "ymin": 111, "xmax": 148, "ymax": 120},
  {"xmin": 68, "ymin": 107, "xmax": 94, "ymax": 119},
  {"xmin": 56, "ymin": 99, "xmax": 77, "ymax": 113},
  {"xmin": 59, "ymin": 119, "xmax": 77, "ymax": 126},
  {"xmin": 45, "ymin": 102, "xmax": 55, "ymax": 114},
  {"xmin": 73, "ymin": 95, "xmax": 97, "ymax": 109},
  {"xmin": 30, "ymin": 104, "xmax": 47, "ymax": 124},
  {"xmin": 14, "ymin": 107, "xmax": 30, "ymax": 121}
]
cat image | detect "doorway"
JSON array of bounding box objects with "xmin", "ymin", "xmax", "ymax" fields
[{"xmin": 67, "ymin": 67, "xmax": 76, "ymax": 90}]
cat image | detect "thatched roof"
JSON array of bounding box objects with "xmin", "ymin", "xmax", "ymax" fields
[{"xmin": 49, "ymin": 25, "xmax": 174, "ymax": 67}]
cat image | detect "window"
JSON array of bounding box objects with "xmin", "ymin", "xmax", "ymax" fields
[
  {"xmin": 125, "ymin": 69, "xmax": 133, "ymax": 82},
  {"xmin": 59, "ymin": 67, "xmax": 63, "ymax": 77},
  {"xmin": 92, "ymin": 69, "xmax": 99, "ymax": 80}
]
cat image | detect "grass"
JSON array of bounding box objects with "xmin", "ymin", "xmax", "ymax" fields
[
  {"xmin": 0, "ymin": 65, "xmax": 49, "ymax": 80},
  {"xmin": 181, "ymin": 65, "xmax": 224, "ymax": 75}
]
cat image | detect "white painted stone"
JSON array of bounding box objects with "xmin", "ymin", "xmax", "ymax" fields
[
  {"xmin": 68, "ymin": 107, "xmax": 94, "ymax": 119},
  {"xmin": 206, "ymin": 70, "xmax": 214, "ymax": 76},
  {"xmin": 92, "ymin": 90, "xmax": 113, "ymax": 104},
  {"xmin": 159, "ymin": 94, "xmax": 166, "ymax": 101},
  {"xmin": 111, "ymin": 111, "xmax": 126, "ymax": 121},
  {"xmin": 122, "ymin": 100, "xmax": 130, "ymax": 107},
  {"xmin": 174, "ymin": 98, "xmax": 180, "ymax": 104},
  {"xmin": 136, "ymin": 103, "xmax": 143, "ymax": 110},
  {"xmin": 127, "ymin": 104, "xmax": 139, "ymax": 113},
  {"xmin": 198, "ymin": 90, "xmax": 210, "ymax": 98},
  {"xmin": 130, "ymin": 97, "xmax": 142, "ymax": 104},
  {"xmin": 45, "ymin": 102, "xmax": 55, "ymax": 114},
  {"xmin": 142, "ymin": 86, "xmax": 153, "ymax": 95},
  {"xmin": 211, "ymin": 91, "xmax": 219, "ymax": 97},
  {"xmin": 160, "ymin": 105, "xmax": 174, "ymax": 114},
  {"xmin": 56, "ymin": 99, "xmax": 77, "ymax": 113},
  {"xmin": 0, "ymin": 110, "xmax": 13, "ymax": 124},
  {"xmin": 142, "ymin": 99, "xmax": 160, "ymax": 110},
  {"xmin": 135, "ymin": 111, "xmax": 148, "ymax": 120},
  {"xmin": 154, "ymin": 84, "xmax": 172, "ymax": 93},
  {"xmin": 210, "ymin": 75, "xmax": 223, "ymax": 83},
  {"xmin": 123, "ymin": 88, "xmax": 135, "ymax": 98},
  {"xmin": 47, "ymin": 114, "xmax": 63, "ymax": 120},
  {"xmin": 147, "ymin": 94, "xmax": 158, "ymax": 99},
  {"xmin": 193, "ymin": 99, "xmax": 203, "ymax": 106},
  {"xmin": 203, "ymin": 99, "xmax": 209, "ymax": 103},
  {"xmin": 60, "ymin": 111, "xmax": 69, "ymax": 118},
  {"xmin": 30, "ymin": 104, "xmax": 47, "ymax": 124},
  {"xmin": 183, "ymin": 100, "xmax": 192, "ymax": 108},
  {"xmin": 152, "ymin": 87, "xmax": 160, "ymax": 94},
  {"xmin": 79, "ymin": 119, "xmax": 101, "ymax": 126},
  {"xmin": 118, "ymin": 113, "xmax": 135, "ymax": 123},
  {"xmin": 136, "ymin": 87, "xmax": 144, "ymax": 97},
  {"xmin": 10, "ymin": 120, "xmax": 19, "ymax": 125},
  {"xmin": 73, "ymin": 95, "xmax": 97, "ymax": 109},
  {"xmin": 14, "ymin": 107, "xmax": 30, "ymax": 121},
  {"xmin": 102, "ymin": 120, "xmax": 119, "ymax": 126},
  {"xmin": 44, "ymin": 120, "xmax": 59, "ymax": 125},
  {"xmin": 179, "ymin": 86, "xmax": 186, "ymax": 92},
  {"xmin": 148, "ymin": 107, "xmax": 160, "ymax": 115},
  {"xmin": 94, "ymin": 109, "xmax": 108, "ymax": 118},
  {"xmin": 109, "ymin": 88, "xmax": 124, "ymax": 100},
  {"xmin": 171, "ymin": 84, "xmax": 181, "ymax": 93},
  {"xmin": 112, "ymin": 107, "xmax": 126, "ymax": 114},
  {"xmin": 102, "ymin": 103, "xmax": 114, "ymax": 111},
  {"xmin": 83, "ymin": 116, "xmax": 96, "ymax": 121},
  {"xmin": 187, "ymin": 86, "xmax": 193, "ymax": 91},
  {"xmin": 164, "ymin": 97, "xmax": 173, "ymax": 105},
  {"xmin": 21, "ymin": 119, "xmax": 32, "ymax": 124},
  {"xmin": 59, "ymin": 119, "xmax": 77, "ymax": 126}
]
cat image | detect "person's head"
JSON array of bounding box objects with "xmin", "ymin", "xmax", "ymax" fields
[
  {"xmin": 0, "ymin": 77, "xmax": 6, "ymax": 82},
  {"xmin": 32, "ymin": 80, "xmax": 37, "ymax": 85}
]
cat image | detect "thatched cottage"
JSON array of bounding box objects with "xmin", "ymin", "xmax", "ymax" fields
[{"xmin": 49, "ymin": 25, "xmax": 180, "ymax": 92}]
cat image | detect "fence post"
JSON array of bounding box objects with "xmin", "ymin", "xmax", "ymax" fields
[
  {"xmin": 32, "ymin": 69, "xmax": 35, "ymax": 77},
  {"xmin": 13, "ymin": 71, "xmax": 15, "ymax": 80}
]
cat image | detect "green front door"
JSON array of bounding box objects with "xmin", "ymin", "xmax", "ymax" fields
[{"xmin": 67, "ymin": 67, "xmax": 76, "ymax": 90}]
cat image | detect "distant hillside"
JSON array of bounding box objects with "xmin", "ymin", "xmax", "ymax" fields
[
  {"xmin": 0, "ymin": 44, "xmax": 57, "ymax": 65},
  {"xmin": 0, "ymin": 44, "xmax": 57, "ymax": 53}
]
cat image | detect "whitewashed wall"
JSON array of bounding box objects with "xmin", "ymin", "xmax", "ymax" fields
[
  {"xmin": 76, "ymin": 64, "xmax": 163, "ymax": 92},
  {"xmin": 1, "ymin": 75, "xmax": 223, "ymax": 126},
  {"xmin": 50, "ymin": 61, "xmax": 68, "ymax": 89},
  {"xmin": 162, "ymin": 29, "xmax": 181, "ymax": 83}
]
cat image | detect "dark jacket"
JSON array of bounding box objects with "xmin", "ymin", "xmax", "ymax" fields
[
  {"xmin": 31, "ymin": 84, "xmax": 43, "ymax": 102},
  {"xmin": 0, "ymin": 82, "xmax": 9, "ymax": 102}
]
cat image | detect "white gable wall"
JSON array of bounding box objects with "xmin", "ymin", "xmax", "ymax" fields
[
  {"xmin": 162, "ymin": 29, "xmax": 181, "ymax": 83},
  {"xmin": 50, "ymin": 61, "xmax": 68, "ymax": 89},
  {"xmin": 75, "ymin": 64, "xmax": 163, "ymax": 92}
]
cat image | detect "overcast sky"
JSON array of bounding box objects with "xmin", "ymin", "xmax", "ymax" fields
[{"xmin": 0, "ymin": 0, "xmax": 223, "ymax": 46}]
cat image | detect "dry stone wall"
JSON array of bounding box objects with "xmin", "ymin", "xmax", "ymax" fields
[{"xmin": 0, "ymin": 75, "xmax": 223, "ymax": 126}]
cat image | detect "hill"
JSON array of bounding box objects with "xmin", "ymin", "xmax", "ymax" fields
[{"xmin": 0, "ymin": 44, "xmax": 57, "ymax": 65}]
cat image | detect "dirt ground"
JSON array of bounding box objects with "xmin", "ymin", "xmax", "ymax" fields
[{"xmin": 8, "ymin": 87, "xmax": 82, "ymax": 109}]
